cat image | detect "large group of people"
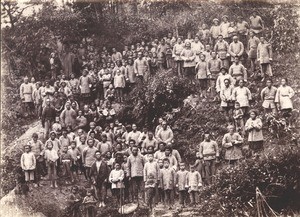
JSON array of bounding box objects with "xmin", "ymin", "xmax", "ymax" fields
[{"xmin": 18, "ymin": 11, "xmax": 296, "ymax": 217}]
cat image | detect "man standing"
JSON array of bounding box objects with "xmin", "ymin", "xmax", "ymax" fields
[
  {"xmin": 90, "ymin": 151, "xmax": 110, "ymax": 208},
  {"xmin": 228, "ymin": 36, "xmax": 244, "ymax": 64},
  {"xmin": 127, "ymin": 146, "xmax": 146, "ymax": 204},
  {"xmin": 20, "ymin": 76, "xmax": 34, "ymax": 117},
  {"xmin": 180, "ymin": 41, "xmax": 196, "ymax": 83},
  {"xmin": 261, "ymin": 79, "xmax": 277, "ymax": 116},
  {"xmin": 134, "ymin": 52, "xmax": 149, "ymax": 85},
  {"xmin": 60, "ymin": 102, "xmax": 77, "ymax": 129},
  {"xmin": 172, "ymin": 37, "xmax": 185, "ymax": 77},
  {"xmin": 156, "ymin": 121, "xmax": 174, "ymax": 144},
  {"xmin": 42, "ymin": 99, "xmax": 56, "ymax": 139},
  {"xmin": 214, "ymin": 35, "xmax": 229, "ymax": 69}
]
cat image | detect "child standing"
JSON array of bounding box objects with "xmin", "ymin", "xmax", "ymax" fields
[
  {"xmin": 160, "ymin": 158, "xmax": 175, "ymax": 209},
  {"xmin": 79, "ymin": 69, "xmax": 92, "ymax": 106},
  {"xmin": 68, "ymin": 141, "xmax": 80, "ymax": 182},
  {"xmin": 82, "ymin": 139, "xmax": 97, "ymax": 181},
  {"xmin": 109, "ymin": 162, "xmax": 125, "ymax": 205},
  {"xmin": 195, "ymin": 53, "xmax": 210, "ymax": 98},
  {"xmin": 176, "ymin": 162, "xmax": 188, "ymax": 208},
  {"xmin": 157, "ymin": 159, "xmax": 165, "ymax": 204},
  {"xmin": 44, "ymin": 141, "xmax": 59, "ymax": 188},
  {"xmin": 233, "ymin": 102, "xmax": 245, "ymax": 136},
  {"xmin": 21, "ymin": 145, "xmax": 36, "ymax": 191},
  {"xmin": 114, "ymin": 69, "xmax": 126, "ymax": 103},
  {"xmin": 105, "ymin": 84, "xmax": 115, "ymax": 103},
  {"xmin": 61, "ymin": 146, "xmax": 74, "ymax": 184},
  {"xmin": 82, "ymin": 189, "xmax": 98, "ymax": 217},
  {"xmin": 143, "ymin": 153, "xmax": 160, "ymax": 212},
  {"xmin": 186, "ymin": 165, "xmax": 202, "ymax": 206}
]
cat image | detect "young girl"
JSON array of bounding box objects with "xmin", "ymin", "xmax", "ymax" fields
[
  {"xmin": 44, "ymin": 141, "xmax": 59, "ymax": 188},
  {"xmin": 113, "ymin": 69, "xmax": 126, "ymax": 103},
  {"xmin": 160, "ymin": 158, "xmax": 175, "ymax": 209},
  {"xmin": 21, "ymin": 145, "xmax": 36, "ymax": 191},
  {"xmin": 109, "ymin": 162, "xmax": 125, "ymax": 204},
  {"xmin": 186, "ymin": 165, "xmax": 202, "ymax": 206},
  {"xmin": 195, "ymin": 53, "xmax": 210, "ymax": 98},
  {"xmin": 245, "ymin": 110, "xmax": 264, "ymax": 155},
  {"xmin": 176, "ymin": 162, "xmax": 188, "ymax": 208}
]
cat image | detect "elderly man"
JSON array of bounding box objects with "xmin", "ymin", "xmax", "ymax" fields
[
  {"xmin": 228, "ymin": 36, "xmax": 244, "ymax": 63},
  {"xmin": 20, "ymin": 76, "xmax": 34, "ymax": 116},
  {"xmin": 180, "ymin": 41, "xmax": 196, "ymax": 83}
]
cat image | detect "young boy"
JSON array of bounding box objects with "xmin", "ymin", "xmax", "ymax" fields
[
  {"xmin": 114, "ymin": 69, "xmax": 126, "ymax": 103},
  {"xmin": 109, "ymin": 162, "xmax": 125, "ymax": 204},
  {"xmin": 157, "ymin": 159, "xmax": 165, "ymax": 204},
  {"xmin": 44, "ymin": 141, "xmax": 59, "ymax": 188},
  {"xmin": 160, "ymin": 158, "xmax": 175, "ymax": 209},
  {"xmin": 21, "ymin": 145, "xmax": 36, "ymax": 191},
  {"xmin": 61, "ymin": 146, "xmax": 74, "ymax": 184},
  {"xmin": 68, "ymin": 141, "xmax": 80, "ymax": 182},
  {"xmin": 233, "ymin": 102, "xmax": 245, "ymax": 136},
  {"xmin": 176, "ymin": 162, "xmax": 188, "ymax": 208},
  {"xmin": 82, "ymin": 139, "xmax": 97, "ymax": 180},
  {"xmin": 144, "ymin": 152, "xmax": 160, "ymax": 212},
  {"xmin": 82, "ymin": 189, "xmax": 97, "ymax": 217},
  {"xmin": 186, "ymin": 165, "xmax": 202, "ymax": 206},
  {"xmin": 105, "ymin": 84, "xmax": 115, "ymax": 103},
  {"xmin": 195, "ymin": 53, "xmax": 210, "ymax": 98},
  {"xmin": 52, "ymin": 116, "xmax": 62, "ymax": 137}
]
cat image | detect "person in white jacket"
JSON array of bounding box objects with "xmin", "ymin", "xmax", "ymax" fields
[{"xmin": 21, "ymin": 145, "xmax": 36, "ymax": 190}]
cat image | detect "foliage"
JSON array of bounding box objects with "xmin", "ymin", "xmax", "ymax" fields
[
  {"xmin": 198, "ymin": 146, "xmax": 300, "ymax": 216},
  {"xmin": 118, "ymin": 69, "xmax": 196, "ymax": 129}
]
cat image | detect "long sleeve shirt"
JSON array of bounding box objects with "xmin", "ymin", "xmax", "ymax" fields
[
  {"xmin": 222, "ymin": 132, "xmax": 244, "ymax": 160},
  {"xmin": 228, "ymin": 41, "xmax": 244, "ymax": 60},
  {"xmin": 216, "ymin": 73, "xmax": 235, "ymax": 93},
  {"xmin": 180, "ymin": 48, "xmax": 196, "ymax": 68},
  {"xmin": 156, "ymin": 128, "xmax": 174, "ymax": 143},
  {"xmin": 134, "ymin": 58, "xmax": 149, "ymax": 76},
  {"xmin": 199, "ymin": 140, "xmax": 219, "ymax": 160},
  {"xmin": 245, "ymin": 118, "xmax": 263, "ymax": 142},
  {"xmin": 186, "ymin": 171, "xmax": 202, "ymax": 191},
  {"xmin": 160, "ymin": 167, "xmax": 175, "ymax": 190},
  {"xmin": 195, "ymin": 60, "xmax": 210, "ymax": 79},
  {"xmin": 127, "ymin": 154, "xmax": 145, "ymax": 177},
  {"xmin": 144, "ymin": 161, "xmax": 160, "ymax": 188},
  {"xmin": 275, "ymin": 85, "xmax": 295, "ymax": 110},
  {"xmin": 82, "ymin": 146, "xmax": 97, "ymax": 167},
  {"xmin": 21, "ymin": 152, "xmax": 36, "ymax": 170},
  {"xmin": 176, "ymin": 170, "xmax": 188, "ymax": 191},
  {"xmin": 232, "ymin": 86, "xmax": 252, "ymax": 107}
]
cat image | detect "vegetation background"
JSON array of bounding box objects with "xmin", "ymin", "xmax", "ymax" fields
[{"xmin": 1, "ymin": 0, "xmax": 300, "ymax": 216}]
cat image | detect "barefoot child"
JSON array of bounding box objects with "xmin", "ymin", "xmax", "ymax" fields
[
  {"xmin": 109, "ymin": 162, "xmax": 125, "ymax": 205},
  {"xmin": 176, "ymin": 162, "xmax": 188, "ymax": 208},
  {"xmin": 61, "ymin": 146, "xmax": 74, "ymax": 184},
  {"xmin": 186, "ymin": 164, "xmax": 202, "ymax": 206},
  {"xmin": 160, "ymin": 158, "xmax": 175, "ymax": 209},
  {"xmin": 44, "ymin": 141, "xmax": 59, "ymax": 188},
  {"xmin": 144, "ymin": 152, "xmax": 160, "ymax": 212},
  {"xmin": 68, "ymin": 141, "xmax": 80, "ymax": 182},
  {"xmin": 233, "ymin": 102, "xmax": 245, "ymax": 136},
  {"xmin": 21, "ymin": 145, "xmax": 36, "ymax": 191}
]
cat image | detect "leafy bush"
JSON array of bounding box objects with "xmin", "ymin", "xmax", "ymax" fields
[{"xmin": 198, "ymin": 146, "xmax": 300, "ymax": 216}]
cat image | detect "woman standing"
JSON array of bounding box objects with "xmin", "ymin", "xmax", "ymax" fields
[
  {"xmin": 275, "ymin": 78, "xmax": 295, "ymax": 128},
  {"xmin": 245, "ymin": 110, "xmax": 264, "ymax": 155},
  {"xmin": 222, "ymin": 125, "xmax": 244, "ymax": 166}
]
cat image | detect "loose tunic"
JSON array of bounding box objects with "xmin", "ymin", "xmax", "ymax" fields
[
  {"xmin": 109, "ymin": 169, "xmax": 125, "ymax": 189},
  {"xmin": 21, "ymin": 152, "xmax": 36, "ymax": 170},
  {"xmin": 245, "ymin": 118, "xmax": 263, "ymax": 142},
  {"xmin": 228, "ymin": 41, "xmax": 244, "ymax": 61},
  {"xmin": 191, "ymin": 41, "xmax": 205, "ymax": 62},
  {"xmin": 249, "ymin": 15, "xmax": 264, "ymax": 33},
  {"xmin": 229, "ymin": 63, "xmax": 247, "ymax": 83},
  {"xmin": 186, "ymin": 171, "xmax": 202, "ymax": 191},
  {"xmin": 216, "ymin": 73, "xmax": 235, "ymax": 93},
  {"xmin": 247, "ymin": 36, "xmax": 260, "ymax": 59},
  {"xmin": 208, "ymin": 58, "xmax": 222, "ymax": 79},
  {"xmin": 127, "ymin": 154, "xmax": 145, "ymax": 178},
  {"xmin": 261, "ymin": 86, "xmax": 277, "ymax": 109},
  {"xmin": 172, "ymin": 43, "xmax": 184, "ymax": 61},
  {"xmin": 275, "ymin": 85, "xmax": 295, "ymax": 110},
  {"xmin": 125, "ymin": 65, "xmax": 136, "ymax": 83},
  {"xmin": 219, "ymin": 22, "xmax": 230, "ymax": 38},
  {"xmin": 143, "ymin": 161, "xmax": 159, "ymax": 188},
  {"xmin": 214, "ymin": 40, "xmax": 229, "ymax": 60},
  {"xmin": 20, "ymin": 83, "xmax": 33, "ymax": 102},
  {"xmin": 180, "ymin": 48, "xmax": 196, "ymax": 68},
  {"xmin": 257, "ymin": 42, "xmax": 273, "ymax": 64},
  {"xmin": 199, "ymin": 140, "xmax": 219, "ymax": 160},
  {"xmin": 176, "ymin": 170, "xmax": 188, "ymax": 191},
  {"xmin": 222, "ymin": 132, "xmax": 244, "ymax": 160},
  {"xmin": 79, "ymin": 76, "xmax": 91, "ymax": 94},
  {"xmin": 220, "ymin": 85, "xmax": 234, "ymax": 107},
  {"xmin": 196, "ymin": 60, "xmax": 209, "ymax": 79},
  {"xmin": 160, "ymin": 167, "xmax": 175, "ymax": 190},
  {"xmin": 82, "ymin": 146, "xmax": 97, "ymax": 167},
  {"xmin": 60, "ymin": 108, "xmax": 77, "ymax": 129},
  {"xmin": 210, "ymin": 25, "xmax": 220, "ymax": 40},
  {"xmin": 232, "ymin": 86, "xmax": 252, "ymax": 107}
]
